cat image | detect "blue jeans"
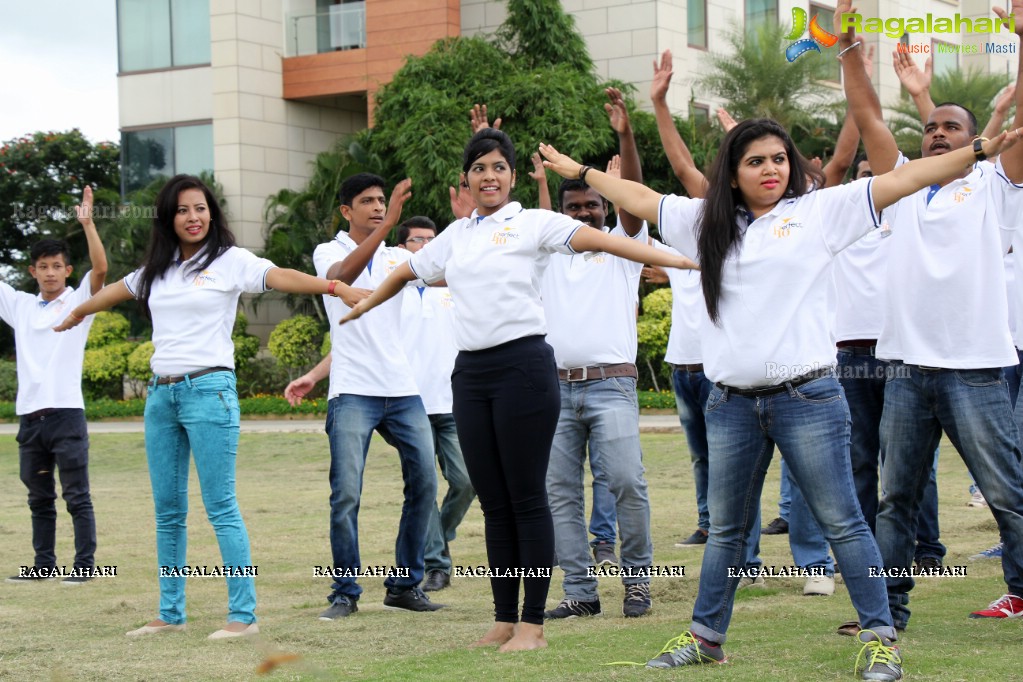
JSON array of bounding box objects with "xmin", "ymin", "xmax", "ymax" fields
[
  {"xmin": 877, "ymin": 363, "xmax": 1023, "ymax": 629},
  {"xmin": 692, "ymin": 375, "xmax": 894, "ymax": 644},
  {"xmin": 547, "ymin": 376, "xmax": 653, "ymax": 600},
  {"xmin": 326, "ymin": 394, "xmax": 436, "ymax": 602},
  {"xmin": 144, "ymin": 371, "xmax": 255, "ymax": 625},
  {"xmin": 673, "ymin": 368, "xmax": 713, "ymax": 531},
  {"xmin": 913, "ymin": 450, "xmax": 945, "ymax": 561},
  {"xmin": 784, "ymin": 459, "xmax": 834, "ymax": 574},
  {"xmin": 838, "ymin": 349, "xmax": 887, "ymax": 532},
  {"xmin": 777, "ymin": 470, "xmax": 791, "ymax": 521},
  {"xmin": 588, "ymin": 469, "xmax": 617, "ymax": 547},
  {"xmin": 424, "ymin": 413, "xmax": 475, "ymax": 574}
]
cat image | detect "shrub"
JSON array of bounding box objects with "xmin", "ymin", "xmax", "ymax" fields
[
  {"xmin": 268, "ymin": 315, "xmax": 325, "ymax": 378},
  {"xmin": 235, "ymin": 355, "xmax": 292, "ymax": 399},
  {"xmin": 232, "ymin": 311, "xmax": 260, "ymax": 369},
  {"xmin": 637, "ymin": 287, "xmax": 673, "ymax": 392},
  {"xmin": 86, "ymin": 311, "xmax": 130, "ymax": 349},
  {"xmin": 82, "ymin": 341, "xmax": 136, "ymax": 400},
  {"xmin": 0, "ymin": 359, "xmax": 16, "ymax": 402}
]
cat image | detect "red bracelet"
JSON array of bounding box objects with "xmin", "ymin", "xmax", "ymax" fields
[
  {"xmin": 327, "ymin": 280, "xmax": 339, "ymax": 296},
  {"xmin": 68, "ymin": 310, "xmax": 84, "ymax": 322}
]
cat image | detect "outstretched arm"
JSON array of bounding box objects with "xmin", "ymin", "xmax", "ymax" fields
[
  {"xmin": 338, "ymin": 261, "xmax": 418, "ymax": 325},
  {"xmin": 651, "ymin": 50, "xmax": 709, "ymax": 198},
  {"xmin": 326, "ymin": 179, "xmax": 412, "ymax": 284},
  {"xmin": 265, "ymin": 268, "xmax": 371, "ymax": 308},
  {"xmin": 53, "ymin": 279, "xmax": 133, "ymax": 331},
  {"xmin": 540, "ymin": 143, "xmax": 663, "ymax": 225},
  {"xmin": 822, "ymin": 109, "xmax": 860, "ymax": 188},
  {"xmin": 570, "ymin": 228, "xmax": 697, "ymax": 271},
  {"xmin": 76, "ymin": 186, "xmax": 108, "ymax": 294}
]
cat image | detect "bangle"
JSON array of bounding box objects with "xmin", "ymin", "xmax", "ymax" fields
[
  {"xmin": 578, "ymin": 165, "xmax": 593, "ymax": 183},
  {"xmin": 836, "ymin": 40, "xmax": 862, "ymax": 60},
  {"xmin": 327, "ymin": 280, "xmax": 341, "ymax": 297},
  {"xmin": 68, "ymin": 310, "xmax": 84, "ymax": 323}
]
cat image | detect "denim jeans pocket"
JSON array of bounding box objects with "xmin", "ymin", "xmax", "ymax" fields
[
  {"xmin": 191, "ymin": 372, "xmax": 236, "ymax": 395},
  {"xmin": 791, "ymin": 377, "xmax": 843, "ymax": 404},
  {"xmin": 705, "ymin": 386, "xmax": 728, "ymax": 413},
  {"xmin": 609, "ymin": 376, "xmax": 639, "ymax": 403},
  {"xmin": 954, "ymin": 367, "xmax": 1003, "ymax": 387}
]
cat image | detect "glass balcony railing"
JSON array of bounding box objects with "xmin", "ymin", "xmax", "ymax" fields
[{"xmin": 285, "ymin": 3, "xmax": 366, "ymax": 58}]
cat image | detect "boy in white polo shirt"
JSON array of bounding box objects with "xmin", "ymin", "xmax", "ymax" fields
[
  {"xmin": 285, "ymin": 173, "xmax": 440, "ymax": 619},
  {"xmin": 1, "ymin": 187, "xmax": 107, "ymax": 583},
  {"xmin": 396, "ymin": 216, "xmax": 475, "ymax": 593}
]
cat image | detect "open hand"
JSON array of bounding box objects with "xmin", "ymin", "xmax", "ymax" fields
[
  {"xmin": 605, "ymin": 154, "xmax": 621, "ymax": 180},
  {"xmin": 538, "ymin": 143, "xmax": 583, "ymax": 180},
  {"xmin": 604, "ymin": 87, "xmax": 631, "ymax": 135},
  {"xmin": 284, "ymin": 375, "xmax": 315, "ymax": 407},
  {"xmin": 53, "ymin": 312, "xmax": 84, "ymax": 332},
  {"xmin": 384, "ymin": 178, "xmax": 412, "ymax": 227},
  {"xmin": 339, "ymin": 299, "xmax": 371, "ymax": 325},
  {"xmin": 470, "ymin": 104, "xmax": 501, "ymax": 133},
  {"xmin": 75, "ymin": 186, "xmax": 94, "ymax": 227},
  {"xmin": 339, "ymin": 286, "xmax": 372, "ymax": 309},
  {"xmin": 528, "ymin": 152, "xmax": 548, "ymax": 183},
  {"xmin": 449, "ymin": 182, "xmax": 476, "ymax": 219},
  {"xmin": 651, "ymin": 50, "xmax": 673, "ymax": 102},
  {"xmin": 716, "ymin": 107, "xmax": 737, "ymax": 133}
]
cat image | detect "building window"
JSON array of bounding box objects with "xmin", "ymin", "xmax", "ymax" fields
[
  {"xmin": 690, "ymin": 103, "xmax": 710, "ymax": 126},
  {"xmin": 746, "ymin": 0, "xmax": 778, "ymax": 30},
  {"xmin": 118, "ymin": 0, "xmax": 211, "ymax": 73},
  {"xmin": 932, "ymin": 40, "xmax": 957, "ymax": 78},
  {"xmin": 688, "ymin": 0, "xmax": 707, "ymax": 49},
  {"xmin": 121, "ymin": 123, "xmax": 213, "ymax": 194},
  {"xmin": 810, "ymin": 4, "xmax": 840, "ymax": 82}
]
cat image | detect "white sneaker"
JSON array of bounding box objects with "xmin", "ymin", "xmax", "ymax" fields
[
  {"xmin": 803, "ymin": 574, "xmax": 835, "ymax": 596},
  {"xmin": 968, "ymin": 490, "xmax": 988, "ymax": 508}
]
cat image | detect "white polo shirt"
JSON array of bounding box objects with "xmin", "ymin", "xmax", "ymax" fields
[
  {"xmin": 315, "ymin": 232, "xmax": 419, "ymax": 398},
  {"xmin": 541, "ymin": 223, "xmax": 646, "ymax": 369},
  {"xmin": 833, "ymin": 227, "xmax": 890, "ymax": 342},
  {"xmin": 878, "ymin": 155, "xmax": 1022, "ymax": 368},
  {"xmin": 658, "ymin": 178, "xmax": 880, "ymax": 387},
  {"xmin": 124, "ymin": 247, "xmax": 274, "ymax": 376},
  {"xmin": 400, "ymin": 286, "xmax": 457, "ymax": 414},
  {"xmin": 408, "ymin": 202, "xmax": 582, "ymax": 351},
  {"xmin": 1007, "ymin": 253, "xmax": 1019, "ymax": 347},
  {"xmin": 0, "ymin": 274, "xmax": 98, "ymax": 415},
  {"xmin": 652, "ymin": 240, "xmax": 706, "ymax": 365}
]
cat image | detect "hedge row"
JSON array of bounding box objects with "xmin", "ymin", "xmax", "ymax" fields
[{"xmin": 0, "ymin": 391, "xmax": 677, "ymax": 422}]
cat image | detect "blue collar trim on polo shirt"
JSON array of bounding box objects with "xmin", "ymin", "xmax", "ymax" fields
[
  {"xmin": 417, "ymin": 286, "xmax": 425, "ymax": 298},
  {"xmin": 925, "ymin": 184, "xmax": 940, "ymax": 205}
]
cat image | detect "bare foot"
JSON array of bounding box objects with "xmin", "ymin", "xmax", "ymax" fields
[
  {"xmin": 498, "ymin": 622, "xmax": 547, "ymax": 652},
  {"xmin": 470, "ymin": 622, "xmax": 515, "ymax": 648}
]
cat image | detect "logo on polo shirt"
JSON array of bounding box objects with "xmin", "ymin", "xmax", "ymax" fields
[
  {"xmin": 385, "ymin": 258, "xmax": 401, "ymax": 274},
  {"xmin": 953, "ymin": 186, "xmax": 973, "ymax": 203},
  {"xmin": 772, "ymin": 217, "xmax": 804, "ymax": 238},
  {"xmin": 440, "ymin": 292, "xmax": 454, "ymax": 309},
  {"xmin": 193, "ymin": 270, "xmax": 217, "ymax": 286},
  {"xmin": 491, "ymin": 226, "xmax": 521, "ymax": 245},
  {"xmin": 583, "ymin": 252, "xmax": 607, "ymax": 263}
]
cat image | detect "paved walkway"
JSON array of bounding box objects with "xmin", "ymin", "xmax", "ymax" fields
[{"xmin": 0, "ymin": 414, "xmax": 682, "ymax": 436}]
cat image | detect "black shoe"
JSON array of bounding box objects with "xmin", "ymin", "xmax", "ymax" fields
[
  {"xmin": 383, "ymin": 587, "xmax": 445, "ymax": 612},
  {"xmin": 914, "ymin": 555, "xmax": 942, "ymax": 571},
  {"xmin": 592, "ymin": 542, "xmax": 618, "ymax": 567},
  {"xmin": 544, "ymin": 598, "xmax": 602, "ymax": 619},
  {"xmin": 319, "ymin": 595, "xmax": 358, "ymax": 620},
  {"xmin": 623, "ymin": 582, "xmax": 652, "ymax": 617},
  {"xmin": 422, "ymin": 569, "xmax": 451, "ymax": 592},
  {"xmin": 761, "ymin": 517, "xmax": 789, "ymax": 535},
  {"xmin": 6, "ymin": 567, "xmax": 57, "ymax": 583},
  {"xmin": 674, "ymin": 529, "xmax": 709, "ymax": 547}
]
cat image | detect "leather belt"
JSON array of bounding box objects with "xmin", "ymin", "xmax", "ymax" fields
[
  {"xmin": 717, "ymin": 368, "xmax": 831, "ymax": 398},
  {"xmin": 837, "ymin": 339, "xmax": 878, "ymax": 356},
  {"xmin": 558, "ymin": 363, "xmax": 638, "ymax": 382},
  {"xmin": 672, "ymin": 363, "xmax": 704, "ymax": 373},
  {"xmin": 24, "ymin": 408, "xmax": 59, "ymax": 421},
  {"xmin": 153, "ymin": 366, "xmax": 231, "ymax": 386}
]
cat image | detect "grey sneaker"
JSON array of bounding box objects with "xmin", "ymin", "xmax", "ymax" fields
[
  {"xmin": 544, "ymin": 598, "xmax": 601, "ymax": 619},
  {"xmin": 319, "ymin": 595, "xmax": 358, "ymax": 620},
  {"xmin": 674, "ymin": 529, "xmax": 709, "ymax": 547},
  {"xmin": 855, "ymin": 630, "xmax": 902, "ymax": 681},
  {"xmin": 383, "ymin": 586, "xmax": 445, "ymax": 612},
  {"xmin": 592, "ymin": 542, "xmax": 618, "ymax": 567},
  {"xmin": 737, "ymin": 575, "xmax": 766, "ymax": 589},
  {"xmin": 646, "ymin": 631, "xmax": 727, "ymax": 668},
  {"xmin": 623, "ymin": 582, "xmax": 651, "ymax": 617}
]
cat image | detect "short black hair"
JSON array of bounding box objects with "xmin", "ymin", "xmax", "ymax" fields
[
  {"xmin": 397, "ymin": 216, "xmax": 437, "ymax": 244},
  {"xmin": 557, "ymin": 178, "xmax": 606, "ymax": 212},
  {"xmin": 339, "ymin": 172, "xmax": 387, "ymax": 208},
  {"xmin": 931, "ymin": 102, "xmax": 979, "ymax": 137},
  {"xmin": 462, "ymin": 129, "xmax": 516, "ymax": 173},
  {"xmin": 30, "ymin": 239, "xmax": 71, "ymax": 266}
]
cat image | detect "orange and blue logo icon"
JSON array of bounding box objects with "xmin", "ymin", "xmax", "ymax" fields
[{"xmin": 784, "ymin": 8, "xmax": 839, "ymax": 61}]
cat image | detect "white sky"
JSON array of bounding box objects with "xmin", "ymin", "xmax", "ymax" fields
[{"xmin": 0, "ymin": 2, "xmax": 119, "ymax": 144}]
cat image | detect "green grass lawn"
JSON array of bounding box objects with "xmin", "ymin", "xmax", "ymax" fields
[{"xmin": 0, "ymin": 431, "xmax": 1017, "ymax": 681}]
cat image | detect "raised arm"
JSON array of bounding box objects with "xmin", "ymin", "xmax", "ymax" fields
[
  {"xmin": 836, "ymin": 0, "xmax": 899, "ymax": 174},
  {"xmin": 892, "ymin": 51, "xmax": 935, "ymax": 123},
  {"xmin": 338, "ymin": 261, "xmax": 418, "ymax": 325},
  {"xmin": 822, "ymin": 109, "xmax": 860, "ymax": 188},
  {"xmin": 981, "ymin": 84, "xmax": 1017, "ymax": 141},
  {"xmin": 605, "ymin": 87, "xmax": 643, "ymax": 235},
  {"xmin": 265, "ymin": 268, "xmax": 371, "ymax": 308},
  {"xmin": 540, "ymin": 142, "xmax": 663, "ymax": 225},
  {"xmin": 651, "ymin": 50, "xmax": 709, "ymax": 198},
  {"xmin": 326, "ymin": 179, "xmax": 412, "ymax": 284},
  {"xmin": 528, "ymin": 152, "xmax": 552, "ymax": 211},
  {"xmin": 996, "ymin": 0, "xmax": 1023, "ymax": 182},
  {"xmin": 53, "ymin": 279, "xmax": 133, "ymax": 331},
  {"xmin": 75, "ymin": 186, "xmax": 108, "ymax": 294}
]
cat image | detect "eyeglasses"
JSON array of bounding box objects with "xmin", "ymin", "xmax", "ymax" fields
[{"xmin": 405, "ymin": 236, "xmax": 434, "ymax": 244}]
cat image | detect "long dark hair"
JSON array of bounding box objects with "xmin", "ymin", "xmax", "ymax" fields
[
  {"xmin": 136, "ymin": 174, "xmax": 235, "ymax": 316},
  {"xmin": 697, "ymin": 119, "xmax": 822, "ymax": 323}
]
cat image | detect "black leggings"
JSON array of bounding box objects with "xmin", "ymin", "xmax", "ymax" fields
[{"xmin": 451, "ymin": 335, "xmax": 560, "ymax": 625}]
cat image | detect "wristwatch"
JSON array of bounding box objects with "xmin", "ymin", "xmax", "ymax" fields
[{"xmin": 973, "ymin": 136, "xmax": 989, "ymax": 162}]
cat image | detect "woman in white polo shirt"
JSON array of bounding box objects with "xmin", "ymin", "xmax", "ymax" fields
[
  {"xmin": 540, "ymin": 120, "xmax": 1018, "ymax": 679},
  {"xmin": 340, "ymin": 129, "xmax": 692, "ymax": 652},
  {"xmin": 55, "ymin": 174, "xmax": 364, "ymax": 640}
]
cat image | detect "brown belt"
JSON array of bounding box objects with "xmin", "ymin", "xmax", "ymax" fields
[
  {"xmin": 558, "ymin": 363, "xmax": 638, "ymax": 382},
  {"xmin": 672, "ymin": 363, "xmax": 704, "ymax": 373},
  {"xmin": 153, "ymin": 366, "xmax": 231, "ymax": 386}
]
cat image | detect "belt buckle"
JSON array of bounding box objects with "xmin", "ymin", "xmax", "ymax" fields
[{"xmin": 567, "ymin": 366, "xmax": 588, "ymax": 382}]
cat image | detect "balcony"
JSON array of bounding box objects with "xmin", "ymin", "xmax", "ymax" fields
[{"xmin": 285, "ymin": 3, "xmax": 366, "ymax": 57}]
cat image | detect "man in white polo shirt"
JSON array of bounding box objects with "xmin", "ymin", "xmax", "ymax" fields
[
  {"xmin": 1, "ymin": 187, "xmax": 107, "ymax": 584},
  {"xmin": 285, "ymin": 173, "xmax": 440, "ymax": 619},
  {"xmin": 396, "ymin": 216, "xmax": 475, "ymax": 593},
  {"xmin": 840, "ymin": 9, "xmax": 1023, "ymax": 627},
  {"xmin": 542, "ymin": 88, "xmax": 656, "ymax": 619}
]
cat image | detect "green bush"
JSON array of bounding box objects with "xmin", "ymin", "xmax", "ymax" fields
[
  {"xmin": 82, "ymin": 341, "xmax": 136, "ymax": 400},
  {"xmin": 320, "ymin": 332, "xmax": 331, "ymax": 358},
  {"xmin": 268, "ymin": 315, "xmax": 324, "ymax": 377},
  {"xmin": 126, "ymin": 341, "xmax": 155, "ymax": 381},
  {"xmin": 637, "ymin": 287, "xmax": 673, "ymax": 392},
  {"xmin": 232, "ymin": 311, "xmax": 260, "ymax": 369},
  {"xmin": 86, "ymin": 311, "xmax": 130, "ymax": 349},
  {"xmin": 235, "ymin": 356, "xmax": 292, "ymax": 399},
  {"xmin": 0, "ymin": 359, "xmax": 17, "ymax": 402}
]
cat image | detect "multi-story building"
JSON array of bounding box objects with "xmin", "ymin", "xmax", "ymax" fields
[{"xmin": 117, "ymin": 0, "xmax": 1019, "ymax": 336}]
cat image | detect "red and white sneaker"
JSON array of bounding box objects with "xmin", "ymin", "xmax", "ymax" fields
[{"xmin": 969, "ymin": 594, "xmax": 1023, "ymax": 619}]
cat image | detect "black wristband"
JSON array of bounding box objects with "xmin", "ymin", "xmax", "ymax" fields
[{"xmin": 578, "ymin": 165, "xmax": 592, "ymax": 182}]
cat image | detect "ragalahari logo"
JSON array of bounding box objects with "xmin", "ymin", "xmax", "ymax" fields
[{"xmin": 784, "ymin": 7, "xmax": 838, "ymax": 62}]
